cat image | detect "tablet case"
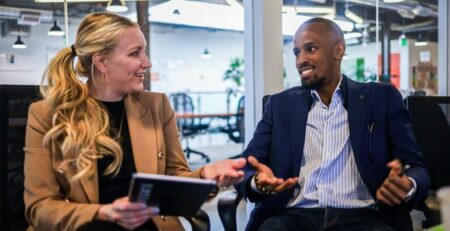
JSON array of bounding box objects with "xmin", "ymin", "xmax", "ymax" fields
[{"xmin": 128, "ymin": 173, "xmax": 217, "ymax": 217}]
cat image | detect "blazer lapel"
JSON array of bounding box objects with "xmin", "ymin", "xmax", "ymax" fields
[
  {"xmin": 344, "ymin": 77, "xmax": 368, "ymax": 165},
  {"xmin": 124, "ymin": 94, "xmax": 158, "ymax": 173},
  {"xmin": 290, "ymin": 88, "xmax": 311, "ymax": 177},
  {"xmin": 79, "ymin": 164, "xmax": 99, "ymax": 203}
]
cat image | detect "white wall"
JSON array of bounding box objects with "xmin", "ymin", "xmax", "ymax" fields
[{"xmin": 0, "ymin": 20, "xmax": 78, "ymax": 85}]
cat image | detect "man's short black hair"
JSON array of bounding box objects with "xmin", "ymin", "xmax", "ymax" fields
[{"xmin": 300, "ymin": 17, "xmax": 345, "ymax": 44}]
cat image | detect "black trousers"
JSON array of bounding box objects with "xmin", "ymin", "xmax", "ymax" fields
[
  {"xmin": 77, "ymin": 220, "xmax": 158, "ymax": 231},
  {"xmin": 259, "ymin": 207, "xmax": 396, "ymax": 231}
]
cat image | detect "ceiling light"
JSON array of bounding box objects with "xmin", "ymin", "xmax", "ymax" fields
[
  {"xmin": 399, "ymin": 33, "xmax": 408, "ymax": 46},
  {"xmin": 296, "ymin": 6, "xmax": 335, "ymax": 14},
  {"xmin": 201, "ymin": 48, "xmax": 211, "ymax": 59},
  {"xmin": 106, "ymin": 0, "xmax": 128, "ymax": 13},
  {"xmin": 48, "ymin": 20, "xmax": 65, "ymax": 36},
  {"xmin": 12, "ymin": 36, "xmax": 26, "ymax": 49},
  {"xmin": 414, "ymin": 33, "xmax": 428, "ymax": 46},
  {"xmin": 34, "ymin": 0, "xmax": 110, "ymax": 2},
  {"xmin": 383, "ymin": 0, "xmax": 405, "ymax": 3},
  {"xmin": 345, "ymin": 9, "xmax": 363, "ymax": 24},
  {"xmin": 345, "ymin": 38, "xmax": 360, "ymax": 45},
  {"xmin": 344, "ymin": 32, "xmax": 362, "ymax": 40}
]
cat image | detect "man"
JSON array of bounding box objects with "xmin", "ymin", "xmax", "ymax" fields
[{"xmin": 235, "ymin": 17, "xmax": 429, "ymax": 231}]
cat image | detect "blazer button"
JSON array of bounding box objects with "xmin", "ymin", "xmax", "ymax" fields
[{"xmin": 158, "ymin": 152, "xmax": 164, "ymax": 159}]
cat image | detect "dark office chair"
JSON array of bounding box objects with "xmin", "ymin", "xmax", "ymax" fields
[
  {"xmin": 220, "ymin": 95, "xmax": 245, "ymax": 144},
  {"xmin": 0, "ymin": 85, "xmax": 41, "ymax": 231},
  {"xmin": 217, "ymin": 95, "xmax": 270, "ymax": 231},
  {"xmin": 405, "ymin": 95, "xmax": 450, "ymax": 228},
  {"xmin": 169, "ymin": 93, "xmax": 210, "ymax": 162}
]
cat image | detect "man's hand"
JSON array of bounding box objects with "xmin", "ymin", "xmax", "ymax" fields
[
  {"xmin": 376, "ymin": 159, "xmax": 413, "ymax": 206},
  {"xmin": 97, "ymin": 196, "xmax": 159, "ymax": 230},
  {"xmin": 201, "ymin": 158, "xmax": 246, "ymax": 187},
  {"xmin": 248, "ymin": 156, "xmax": 298, "ymax": 194}
]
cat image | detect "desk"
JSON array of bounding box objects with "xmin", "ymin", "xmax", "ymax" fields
[{"xmin": 176, "ymin": 112, "xmax": 239, "ymax": 119}]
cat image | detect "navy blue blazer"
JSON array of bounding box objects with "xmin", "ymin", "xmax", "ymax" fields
[{"xmin": 235, "ymin": 76, "xmax": 430, "ymax": 231}]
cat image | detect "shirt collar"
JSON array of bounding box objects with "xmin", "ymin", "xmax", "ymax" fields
[{"xmin": 310, "ymin": 75, "xmax": 344, "ymax": 103}]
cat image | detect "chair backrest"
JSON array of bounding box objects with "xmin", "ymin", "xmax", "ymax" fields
[
  {"xmin": 262, "ymin": 95, "xmax": 271, "ymax": 113},
  {"xmin": 405, "ymin": 96, "xmax": 450, "ymax": 190},
  {"xmin": 169, "ymin": 92, "xmax": 195, "ymax": 127},
  {"xmin": 0, "ymin": 85, "xmax": 41, "ymax": 231}
]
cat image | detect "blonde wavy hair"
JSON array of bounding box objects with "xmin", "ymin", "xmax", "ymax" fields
[{"xmin": 40, "ymin": 12, "xmax": 139, "ymax": 180}]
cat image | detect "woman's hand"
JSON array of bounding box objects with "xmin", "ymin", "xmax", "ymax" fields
[
  {"xmin": 201, "ymin": 158, "xmax": 246, "ymax": 187},
  {"xmin": 96, "ymin": 196, "xmax": 159, "ymax": 230}
]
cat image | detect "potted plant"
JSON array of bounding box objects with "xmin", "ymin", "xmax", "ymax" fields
[{"xmin": 223, "ymin": 57, "xmax": 244, "ymax": 87}]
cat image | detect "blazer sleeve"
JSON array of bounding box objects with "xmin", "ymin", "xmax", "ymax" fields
[
  {"xmin": 159, "ymin": 94, "xmax": 202, "ymax": 178},
  {"xmin": 24, "ymin": 102, "xmax": 102, "ymax": 231},
  {"xmin": 235, "ymin": 95, "xmax": 275, "ymax": 202},
  {"xmin": 386, "ymin": 86, "xmax": 430, "ymax": 207}
]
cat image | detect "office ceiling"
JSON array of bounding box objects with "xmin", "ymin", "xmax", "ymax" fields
[{"xmin": 0, "ymin": 0, "xmax": 439, "ymax": 43}]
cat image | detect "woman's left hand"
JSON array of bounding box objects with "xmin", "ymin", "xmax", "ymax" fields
[{"xmin": 201, "ymin": 158, "xmax": 246, "ymax": 187}]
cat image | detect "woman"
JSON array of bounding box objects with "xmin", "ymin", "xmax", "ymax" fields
[{"xmin": 24, "ymin": 12, "xmax": 245, "ymax": 231}]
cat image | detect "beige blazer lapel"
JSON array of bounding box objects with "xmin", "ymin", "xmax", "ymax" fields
[
  {"xmin": 124, "ymin": 94, "xmax": 158, "ymax": 173},
  {"xmin": 79, "ymin": 162, "xmax": 99, "ymax": 203}
]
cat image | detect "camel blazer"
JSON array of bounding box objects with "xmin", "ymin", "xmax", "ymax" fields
[{"xmin": 24, "ymin": 91, "xmax": 202, "ymax": 231}]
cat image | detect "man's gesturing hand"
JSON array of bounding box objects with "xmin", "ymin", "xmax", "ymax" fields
[
  {"xmin": 376, "ymin": 159, "xmax": 413, "ymax": 206},
  {"xmin": 248, "ymin": 156, "xmax": 298, "ymax": 194}
]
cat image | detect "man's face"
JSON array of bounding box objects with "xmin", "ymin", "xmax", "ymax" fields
[{"xmin": 293, "ymin": 23, "xmax": 341, "ymax": 90}]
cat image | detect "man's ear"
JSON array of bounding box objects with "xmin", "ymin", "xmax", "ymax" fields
[
  {"xmin": 92, "ymin": 53, "xmax": 108, "ymax": 74},
  {"xmin": 335, "ymin": 42, "xmax": 346, "ymax": 60}
]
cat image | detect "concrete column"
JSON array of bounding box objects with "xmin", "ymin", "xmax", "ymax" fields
[
  {"xmin": 244, "ymin": 0, "xmax": 284, "ymax": 145},
  {"xmin": 438, "ymin": 0, "xmax": 449, "ymax": 95}
]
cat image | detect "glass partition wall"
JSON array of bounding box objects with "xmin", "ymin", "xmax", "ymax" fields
[{"xmin": 282, "ymin": 0, "xmax": 439, "ymax": 96}]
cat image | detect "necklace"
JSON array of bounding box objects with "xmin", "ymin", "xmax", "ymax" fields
[{"xmin": 116, "ymin": 109, "xmax": 125, "ymax": 140}]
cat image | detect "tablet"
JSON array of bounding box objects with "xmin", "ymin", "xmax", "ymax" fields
[{"xmin": 128, "ymin": 173, "xmax": 217, "ymax": 217}]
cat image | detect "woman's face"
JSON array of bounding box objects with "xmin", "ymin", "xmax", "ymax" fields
[{"xmin": 103, "ymin": 27, "xmax": 151, "ymax": 98}]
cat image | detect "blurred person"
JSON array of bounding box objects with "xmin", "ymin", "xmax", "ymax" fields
[
  {"xmin": 235, "ymin": 17, "xmax": 429, "ymax": 231},
  {"xmin": 24, "ymin": 12, "xmax": 245, "ymax": 231}
]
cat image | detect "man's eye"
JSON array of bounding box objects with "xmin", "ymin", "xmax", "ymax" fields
[
  {"xmin": 130, "ymin": 51, "xmax": 139, "ymax": 56},
  {"xmin": 307, "ymin": 46, "xmax": 317, "ymax": 52}
]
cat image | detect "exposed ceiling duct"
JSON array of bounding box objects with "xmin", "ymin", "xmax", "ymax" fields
[
  {"xmin": 0, "ymin": 6, "xmax": 53, "ymax": 24},
  {"xmin": 391, "ymin": 20, "xmax": 436, "ymax": 33},
  {"xmin": 1, "ymin": 20, "xmax": 31, "ymax": 37},
  {"xmin": 342, "ymin": 0, "xmax": 438, "ymax": 19}
]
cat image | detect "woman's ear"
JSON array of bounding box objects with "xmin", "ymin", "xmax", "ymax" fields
[{"xmin": 92, "ymin": 53, "xmax": 108, "ymax": 74}]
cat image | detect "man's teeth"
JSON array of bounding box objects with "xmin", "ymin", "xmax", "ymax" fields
[{"xmin": 301, "ymin": 69, "xmax": 313, "ymax": 75}]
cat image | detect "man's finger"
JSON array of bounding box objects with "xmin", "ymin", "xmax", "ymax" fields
[
  {"xmin": 273, "ymin": 177, "xmax": 298, "ymax": 192},
  {"xmin": 387, "ymin": 177, "xmax": 412, "ymax": 192},
  {"xmin": 383, "ymin": 180, "xmax": 407, "ymax": 201},
  {"xmin": 387, "ymin": 159, "xmax": 403, "ymax": 175},
  {"xmin": 257, "ymin": 172, "xmax": 282, "ymax": 186},
  {"xmin": 378, "ymin": 186, "xmax": 401, "ymax": 205},
  {"xmin": 248, "ymin": 156, "xmax": 264, "ymax": 170}
]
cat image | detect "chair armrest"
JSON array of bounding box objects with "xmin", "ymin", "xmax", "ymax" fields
[
  {"xmin": 218, "ymin": 190, "xmax": 243, "ymax": 231},
  {"xmin": 419, "ymin": 191, "xmax": 441, "ymax": 228},
  {"xmin": 184, "ymin": 209, "xmax": 210, "ymax": 231}
]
